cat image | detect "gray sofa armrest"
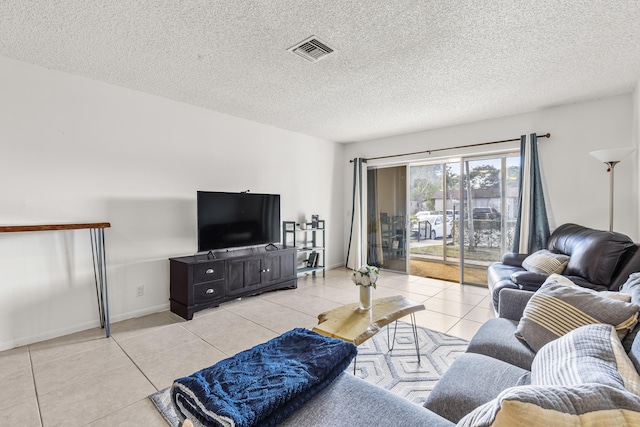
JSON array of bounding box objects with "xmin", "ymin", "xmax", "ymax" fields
[
  {"xmin": 498, "ymin": 289, "xmax": 534, "ymax": 321},
  {"xmin": 425, "ymin": 353, "xmax": 530, "ymax": 423},
  {"xmin": 501, "ymin": 252, "xmax": 529, "ymax": 267}
]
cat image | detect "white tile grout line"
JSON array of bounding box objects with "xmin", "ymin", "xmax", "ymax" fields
[{"xmin": 27, "ymin": 346, "xmax": 44, "ymax": 427}]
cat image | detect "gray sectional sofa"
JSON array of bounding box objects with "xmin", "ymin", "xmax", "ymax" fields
[{"xmin": 280, "ymin": 275, "xmax": 640, "ymax": 426}]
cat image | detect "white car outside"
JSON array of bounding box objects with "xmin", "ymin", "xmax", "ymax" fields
[
  {"xmin": 415, "ymin": 211, "xmax": 435, "ymax": 220},
  {"xmin": 413, "ymin": 215, "xmax": 452, "ymax": 240}
]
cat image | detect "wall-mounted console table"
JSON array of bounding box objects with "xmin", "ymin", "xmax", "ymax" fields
[{"xmin": 0, "ymin": 222, "xmax": 112, "ymax": 337}]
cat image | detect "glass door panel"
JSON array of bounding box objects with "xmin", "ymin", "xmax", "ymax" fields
[
  {"xmin": 459, "ymin": 155, "xmax": 520, "ymax": 285},
  {"xmin": 367, "ymin": 166, "xmax": 408, "ymax": 273},
  {"xmin": 408, "ymin": 163, "xmax": 455, "ymax": 280}
]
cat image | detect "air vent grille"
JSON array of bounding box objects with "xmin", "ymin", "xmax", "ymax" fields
[{"xmin": 288, "ymin": 36, "xmax": 335, "ymax": 63}]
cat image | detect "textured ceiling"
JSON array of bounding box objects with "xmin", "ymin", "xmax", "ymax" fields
[{"xmin": 1, "ymin": 1, "xmax": 640, "ymax": 143}]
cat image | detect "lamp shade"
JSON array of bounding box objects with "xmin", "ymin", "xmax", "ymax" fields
[{"xmin": 589, "ymin": 147, "xmax": 635, "ymax": 163}]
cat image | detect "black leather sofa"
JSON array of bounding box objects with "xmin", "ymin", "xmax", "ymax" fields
[{"xmin": 487, "ymin": 223, "xmax": 640, "ymax": 313}]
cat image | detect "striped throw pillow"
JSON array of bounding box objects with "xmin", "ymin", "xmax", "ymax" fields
[
  {"xmin": 515, "ymin": 280, "xmax": 639, "ymax": 352},
  {"xmin": 522, "ymin": 249, "xmax": 569, "ymax": 275}
]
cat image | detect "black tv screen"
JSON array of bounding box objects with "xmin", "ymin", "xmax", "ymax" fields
[{"xmin": 197, "ymin": 191, "xmax": 281, "ymax": 251}]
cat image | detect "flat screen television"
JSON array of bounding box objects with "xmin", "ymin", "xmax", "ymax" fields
[{"xmin": 197, "ymin": 191, "xmax": 281, "ymax": 251}]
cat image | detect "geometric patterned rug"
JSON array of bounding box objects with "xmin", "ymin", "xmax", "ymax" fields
[
  {"xmin": 348, "ymin": 321, "xmax": 468, "ymax": 405},
  {"xmin": 149, "ymin": 322, "xmax": 468, "ymax": 425}
]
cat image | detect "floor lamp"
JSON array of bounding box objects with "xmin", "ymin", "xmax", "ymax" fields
[{"xmin": 589, "ymin": 147, "xmax": 635, "ymax": 231}]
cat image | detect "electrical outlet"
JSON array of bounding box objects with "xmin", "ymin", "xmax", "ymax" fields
[{"xmin": 136, "ymin": 286, "xmax": 144, "ymax": 297}]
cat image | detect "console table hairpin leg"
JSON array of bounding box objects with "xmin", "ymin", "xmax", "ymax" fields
[
  {"xmin": 0, "ymin": 222, "xmax": 111, "ymax": 338},
  {"xmin": 90, "ymin": 227, "xmax": 110, "ymax": 337}
]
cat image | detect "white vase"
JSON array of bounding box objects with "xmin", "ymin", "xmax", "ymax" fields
[{"xmin": 359, "ymin": 285, "xmax": 372, "ymax": 310}]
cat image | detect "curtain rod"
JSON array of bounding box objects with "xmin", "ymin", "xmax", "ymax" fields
[{"xmin": 349, "ymin": 132, "xmax": 551, "ymax": 163}]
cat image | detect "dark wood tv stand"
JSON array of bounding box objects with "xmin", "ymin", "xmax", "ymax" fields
[{"xmin": 169, "ymin": 245, "xmax": 297, "ymax": 320}]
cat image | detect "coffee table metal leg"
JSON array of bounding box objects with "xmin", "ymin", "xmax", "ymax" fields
[
  {"xmin": 410, "ymin": 312, "xmax": 420, "ymax": 363},
  {"xmin": 387, "ymin": 316, "xmax": 420, "ymax": 363},
  {"xmin": 388, "ymin": 320, "xmax": 399, "ymax": 352}
]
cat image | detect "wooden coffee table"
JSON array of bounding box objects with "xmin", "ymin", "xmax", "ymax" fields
[{"xmin": 312, "ymin": 295, "xmax": 426, "ymax": 365}]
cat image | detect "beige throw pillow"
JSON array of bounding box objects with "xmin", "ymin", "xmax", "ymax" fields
[
  {"xmin": 515, "ymin": 279, "xmax": 639, "ymax": 352},
  {"xmin": 522, "ymin": 249, "xmax": 569, "ymax": 275}
]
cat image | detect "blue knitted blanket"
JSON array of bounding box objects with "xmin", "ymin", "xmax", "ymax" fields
[{"xmin": 170, "ymin": 328, "xmax": 357, "ymax": 427}]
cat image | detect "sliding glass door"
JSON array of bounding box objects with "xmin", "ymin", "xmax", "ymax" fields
[
  {"xmin": 407, "ymin": 162, "xmax": 456, "ymax": 279},
  {"xmin": 406, "ymin": 152, "xmax": 519, "ymax": 284}
]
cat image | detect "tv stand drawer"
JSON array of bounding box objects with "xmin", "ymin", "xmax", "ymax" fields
[
  {"xmin": 193, "ymin": 261, "xmax": 224, "ymax": 282},
  {"xmin": 193, "ymin": 281, "xmax": 225, "ymax": 303}
]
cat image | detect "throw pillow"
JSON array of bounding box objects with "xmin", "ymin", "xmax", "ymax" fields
[
  {"xmin": 621, "ymin": 272, "xmax": 640, "ymax": 355},
  {"xmin": 601, "ymin": 291, "xmax": 633, "ymax": 302},
  {"xmin": 456, "ymin": 384, "xmax": 640, "ymax": 427},
  {"xmin": 522, "ymin": 249, "xmax": 569, "ymax": 275},
  {"xmin": 515, "ymin": 280, "xmax": 639, "ymax": 352},
  {"xmin": 531, "ymin": 324, "xmax": 640, "ymax": 396},
  {"xmin": 548, "ymin": 273, "xmax": 632, "ymax": 302},
  {"xmin": 621, "ymin": 272, "xmax": 640, "ymax": 305}
]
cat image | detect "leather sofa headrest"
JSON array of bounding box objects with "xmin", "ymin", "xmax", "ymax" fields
[{"xmin": 547, "ymin": 223, "xmax": 635, "ymax": 286}]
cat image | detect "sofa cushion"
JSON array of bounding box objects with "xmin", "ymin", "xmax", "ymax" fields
[
  {"xmin": 515, "ymin": 278, "xmax": 639, "ymax": 352},
  {"xmin": 522, "ymin": 249, "xmax": 569, "ymax": 275},
  {"xmin": 532, "ymin": 324, "xmax": 640, "ymax": 396},
  {"xmin": 280, "ymin": 373, "xmax": 455, "ymax": 427},
  {"xmin": 613, "ymin": 246, "xmax": 640, "ymax": 291},
  {"xmin": 466, "ymin": 318, "xmax": 535, "ymax": 370},
  {"xmin": 456, "ymin": 384, "xmax": 640, "ymax": 427},
  {"xmin": 424, "ymin": 353, "xmax": 530, "ymax": 424}
]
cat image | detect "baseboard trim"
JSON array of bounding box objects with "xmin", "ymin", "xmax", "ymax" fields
[
  {"xmin": 109, "ymin": 303, "xmax": 171, "ymax": 324},
  {"xmin": 0, "ymin": 302, "xmax": 171, "ymax": 352}
]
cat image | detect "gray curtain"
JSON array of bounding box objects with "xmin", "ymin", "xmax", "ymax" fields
[
  {"xmin": 512, "ymin": 133, "xmax": 550, "ymax": 253},
  {"xmin": 346, "ymin": 158, "xmax": 366, "ymax": 269},
  {"xmin": 366, "ymin": 169, "xmax": 382, "ymax": 267}
]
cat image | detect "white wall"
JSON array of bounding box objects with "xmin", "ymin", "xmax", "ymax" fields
[
  {"xmin": 0, "ymin": 57, "xmax": 344, "ymax": 350},
  {"xmin": 343, "ymin": 94, "xmax": 638, "ymax": 250},
  {"xmin": 2, "ymin": 55, "xmax": 636, "ymax": 351},
  {"xmin": 634, "ymin": 79, "xmax": 640, "ymax": 234}
]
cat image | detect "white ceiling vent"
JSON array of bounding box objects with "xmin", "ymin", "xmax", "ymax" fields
[{"xmin": 288, "ymin": 36, "xmax": 335, "ymax": 63}]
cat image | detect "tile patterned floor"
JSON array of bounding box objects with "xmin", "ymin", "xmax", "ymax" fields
[{"xmin": 0, "ymin": 268, "xmax": 495, "ymax": 426}]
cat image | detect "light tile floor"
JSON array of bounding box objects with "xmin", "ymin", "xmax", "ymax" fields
[{"xmin": 0, "ymin": 268, "xmax": 495, "ymax": 426}]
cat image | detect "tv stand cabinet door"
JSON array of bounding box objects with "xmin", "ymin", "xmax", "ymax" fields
[
  {"xmin": 227, "ymin": 257, "xmax": 262, "ymax": 295},
  {"xmin": 264, "ymin": 250, "xmax": 296, "ymax": 284}
]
